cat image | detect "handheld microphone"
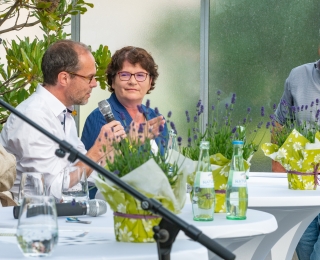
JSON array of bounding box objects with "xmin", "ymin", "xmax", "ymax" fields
[
  {"xmin": 13, "ymin": 199, "xmax": 107, "ymax": 219},
  {"xmin": 98, "ymin": 100, "xmax": 115, "ymax": 123}
]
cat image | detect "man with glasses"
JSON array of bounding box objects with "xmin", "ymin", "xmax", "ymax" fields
[
  {"xmin": 81, "ymin": 46, "xmax": 167, "ymax": 199},
  {"xmin": 0, "ymin": 40, "xmax": 126, "ymax": 201}
]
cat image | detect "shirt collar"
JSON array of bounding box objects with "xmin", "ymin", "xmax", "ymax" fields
[{"xmin": 36, "ymin": 84, "xmax": 74, "ymax": 116}]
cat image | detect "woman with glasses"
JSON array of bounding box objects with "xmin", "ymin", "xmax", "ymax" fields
[{"xmin": 81, "ymin": 46, "xmax": 168, "ymax": 198}]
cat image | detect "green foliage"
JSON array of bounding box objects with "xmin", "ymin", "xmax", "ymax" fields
[
  {"xmin": 271, "ymin": 100, "xmax": 320, "ymax": 146},
  {"xmin": 107, "ymin": 137, "xmax": 179, "ymax": 187},
  {"xmin": 0, "ymin": 0, "xmax": 111, "ymax": 130},
  {"xmin": 92, "ymin": 45, "xmax": 112, "ymax": 90},
  {"xmin": 182, "ymin": 91, "xmax": 270, "ymax": 161}
]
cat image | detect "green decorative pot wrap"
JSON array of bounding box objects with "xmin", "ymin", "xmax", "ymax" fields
[
  {"xmin": 92, "ymin": 158, "xmax": 187, "ymax": 243},
  {"xmin": 113, "ymin": 212, "xmax": 161, "ymax": 243},
  {"xmin": 287, "ymin": 172, "xmax": 317, "ymax": 190},
  {"xmin": 261, "ymin": 129, "xmax": 320, "ymax": 190},
  {"xmin": 187, "ymin": 154, "xmax": 250, "ymax": 213}
]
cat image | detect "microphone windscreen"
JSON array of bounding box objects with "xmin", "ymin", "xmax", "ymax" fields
[
  {"xmin": 87, "ymin": 199, "xmax": 107, "ymax": 217},
  {"xmin": 98, "ymin": 100, "xmax": 115, "ymax": 123}
]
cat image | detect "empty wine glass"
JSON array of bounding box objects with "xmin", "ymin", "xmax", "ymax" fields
[
  {"xmin": 16, "ymin": 195, "xmax": 58, "ymax": 257},
  {"xmin": 18, "ymin": 172, "xmax": 46, "ymax": 205}
]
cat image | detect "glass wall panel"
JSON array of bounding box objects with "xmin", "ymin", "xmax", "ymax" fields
[
  {"xmin": 209, "ymin": 0, "xmax": 320, "ymax": 171},
  {"xmin": 79, "ymin": 0, "xmax": 200, "ymax": 142}
]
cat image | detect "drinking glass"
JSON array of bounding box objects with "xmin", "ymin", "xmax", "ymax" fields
[
  {"xmin": 61, "ymin": 166, "xmax": 88, "ymax": 203},
  {"xmin": 16, "ymin": 195, "xmax": 58, "ymax": 257},
  {"xmin": 18, "ymin": 172, "xmax": 46, "ymax": 205}
]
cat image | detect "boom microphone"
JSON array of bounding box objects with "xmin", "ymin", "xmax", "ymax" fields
[
  {"xmin": 13, "ymin": 199, "xmax": 107, "ymax": 219},
  {"xmin": 98, "ymin": 100, "xmax": 115, "ymax": 123}
]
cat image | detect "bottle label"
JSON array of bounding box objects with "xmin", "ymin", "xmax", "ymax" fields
[
  {"xmin": 199, "ymin": 171, "xmax": 214, "ymax": 188},
  {"xmin": 232, "ymin": 171, "xmax": 246, "ymax": 187}
]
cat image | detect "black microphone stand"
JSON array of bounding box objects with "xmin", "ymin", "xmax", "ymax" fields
[{"xmin": 0, "ymin": 99, "xmax": 235, "ymax": 260}]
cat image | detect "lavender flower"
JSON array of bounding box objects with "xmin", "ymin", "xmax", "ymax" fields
[
  {"xmin": 231, "ymin": 93, "xmax": 236, "ymax": 104},
  {"xmin": 138, "ymin": 123, "xmax": 144, "ymax": 133},
  {"xmin": 155, "ymin": 107, "xmax": 159, "ymax": 115},
  {"xmin": 280, "ymin": 99, "xmax": 288, "ymax": 106},
  {"xmin": 194, "ymin": 116, "xmax": 198, "ymax": 123},
  {"xmin": 120, "ymin": 112, "xmax": 126, "ymax": 121},
  {"xmin": 261, "ymin": 106, "xmax": 265, "ymax": 116},
  {"xmin": 137, "ymin": 105, "xmax": 144, "ymax": 113},
  {"xmin": 273, "ymin": 104, "xmax": 277, "ymax": 110},
  {"xmin": 170, "ymin": 122, "xmax": 176, "ymax": 132},
  {"xmin": 167, "ymin": 111, "xmax": 172, "ymax": 118},
  {"xmin": 146, "ymin": 99, "xmax": 150, "ymax": 108}
]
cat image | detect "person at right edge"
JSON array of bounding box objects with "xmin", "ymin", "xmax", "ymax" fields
[
  {"xmin": 81, "ymin": 46, "xmax": 167, "ymax": 199},
  {"xmin": 273, "ymin": 58, "xmax": 320, "ymax": 260}
]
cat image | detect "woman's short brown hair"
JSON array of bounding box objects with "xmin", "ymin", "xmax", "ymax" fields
[{"xmin": 106, "ymin": 46, "xmax": 159, "ymax": 94}]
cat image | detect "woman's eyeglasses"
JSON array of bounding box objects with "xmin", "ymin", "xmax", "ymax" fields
[{"xmin": 117, "ymin": 71, "xmax": 149, "ymax": 82}]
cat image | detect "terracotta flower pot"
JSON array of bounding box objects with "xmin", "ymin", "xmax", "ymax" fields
[{"xmin": 272, "ymin": 160, "xmax": 286, "ymax": 173}]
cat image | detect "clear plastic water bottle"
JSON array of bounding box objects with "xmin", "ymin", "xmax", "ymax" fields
[
  {"xmin": 226, "ymin": 140, "xmax": 248, "ymax": 220},
  {"xmin": 192, "ymin": 141, "xmax": 215, "ymax": 221}
]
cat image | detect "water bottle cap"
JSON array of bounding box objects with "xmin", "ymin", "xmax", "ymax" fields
[
  {"xmin": 232, "ymin": 140, "xmax": 244, "ymax": 145},
  {"xmin": 200, "ymin": 140, "xmax": 210, "ymax": 148}
]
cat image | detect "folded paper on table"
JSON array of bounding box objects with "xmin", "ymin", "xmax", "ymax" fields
[{"xmin": 261, "ymin": 129, "xmax": 320, "ymax": 190}]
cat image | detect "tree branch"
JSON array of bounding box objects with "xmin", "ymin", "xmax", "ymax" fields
[
  {"xmin": 0, "ymin": 0, "xmax": 19, "ymax": 27},
  {"xmin": 0, "ymin": 75, "xmax": 30, "ymax": 96},
  {"xmin": 0, "ymin": 20, "xmax": 41, "ymax": 34}
]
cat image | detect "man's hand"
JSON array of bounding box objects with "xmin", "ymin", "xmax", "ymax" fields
[{"xmin": 86, "ymin": 121, "xmax": 126, "ymax": 167}]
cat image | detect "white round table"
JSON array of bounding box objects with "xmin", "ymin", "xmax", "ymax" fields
[
  {"xmin": 0, "ymin": 207, "xmax": 208, "ymax": 260},
  {"xmin": 0, "ymin": 198, "xmax": 277, "ymax": 260},
  {"xmin": 248, "ymin": 172, "xmax": 320, "ymax": 260},
  {"xmin": 180, "ymin": 200, "xmax": 277, "ymax": 260}
]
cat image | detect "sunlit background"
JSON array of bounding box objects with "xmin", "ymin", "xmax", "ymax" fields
[
  {"xmin": 79, "ymin": 0, "xmax": 320, "ymax": 172},
  {"xmin": 1, "ymin": 1, "xmax": 319, "ymax": 172}
]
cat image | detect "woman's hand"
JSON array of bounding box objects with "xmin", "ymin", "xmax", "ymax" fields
[{"xmin": 128, "ymin": 115, "xmax": 165, "ymax": 143}]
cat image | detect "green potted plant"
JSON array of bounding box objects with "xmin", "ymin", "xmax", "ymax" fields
[
  {"xmin": 182, "ymin": 91, "xmax": 270, "ymax": 212},
  {"xmin": 93, "ymin": 102, "xmax": 188, "ymax": 243}
]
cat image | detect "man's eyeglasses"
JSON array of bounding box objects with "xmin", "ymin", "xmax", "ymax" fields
[
  {"xmin": 117, "ymin": 71, "xmax": 149, "ymax": 82},
  {"xmin": 67, "ymin": 71, "xmax": 96, "ymax": 84}
]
